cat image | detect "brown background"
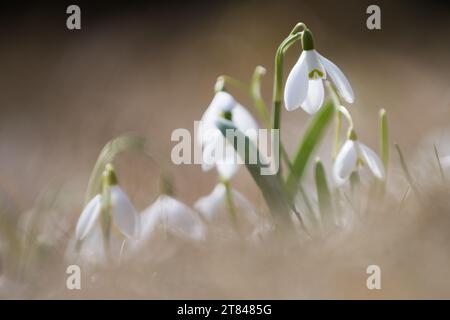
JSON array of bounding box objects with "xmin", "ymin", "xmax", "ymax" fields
[{"xmin": 0, "ymin": 0, "xmax": 449, "ymax": 213}]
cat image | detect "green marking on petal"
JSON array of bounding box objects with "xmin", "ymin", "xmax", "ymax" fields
[
  {"xmin": 308, "ymin": 69, "xmax": 324, "ymax": 79},
  {"xmin": 220, "ymin": 111, "xmax": 233, "ymax": 121},
  {"xmin": 357, "ymin": 158, "xmax": 365, "ymax": 167}
]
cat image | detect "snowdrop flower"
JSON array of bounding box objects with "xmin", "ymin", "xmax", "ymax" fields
[
  {"xmin": 194, "ymin": 183, "xmax": 259, "ymax": 237},
  {"xmin": 75, "ymin": 165, "xmax": 140, "ymax": 242},
  {"xmin": 333, "ymin": 130, "xmax": 385, "ymax": 185},
  {"xmin": 284, "ymin": 29, "xmax": 354, "ymax": 114},
  {"xmin": 199, "ymin": 91, "xmax": 258, "ymax": 180},
  {"xmin": 139, "ymin": 195, "xmax": 206, "ymax": 242}
]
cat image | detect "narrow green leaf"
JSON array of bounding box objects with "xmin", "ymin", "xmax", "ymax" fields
[
  {"xmin": 315, "ymin": 158, "xmax": 331, "ymax": 218},
  {"xmin": 286, "ymin": 100, "xmax": 335, "ymax": 195},
  {"xmin": 216, "ymin": 119, "xmax": 293, "ymax": 228},
  {"xmin": 85, "ymin": 134, "xmax": 146, "ymax": 204},
  {"xmin": 434, "ymin": 144, "xmax": 446, "ymax": 183},
  {"xmin": 379, "ymin": 109, "xmax": 389, "ymax": 173},
  {"xmin": 394, "ymin": 143, "xmax": 421, "ymax": 201}
]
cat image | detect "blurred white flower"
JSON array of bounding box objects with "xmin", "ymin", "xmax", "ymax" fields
[
  {"xmin": 333, "ymin": 135, "xmax": 384, "ymax": 185},
  {"xmin": 194, "ymin": 183, "xmax": 259, "ymax": 237},
  {"xmin": 284, "ymin": 29, "xmax": 354, "ymax": 114},
  {"xmin": 139, "ymin": 195, "xmax": 206, "ymax": 242},
  {"xmin": 76, "ymin": 176, "xmax": 140, "ymax": 242},
  {"xmin": 199, "ymin": 91, "xmax": 258, "ymax": 180}
]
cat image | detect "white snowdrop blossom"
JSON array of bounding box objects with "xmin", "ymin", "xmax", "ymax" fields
[
  {"xmin": 194, "ymin": 183, "xmax": 259, "ymax": 236},
  {"xmin": 139, "ymin": 195, "xmax": 206, "ymax": 242},
  {"xmin": 198, "ymin": 91, "xmax": 258, "ymax": 180},
  {"xmin": 75, "ymin": 169, "xmax": 140, "ymax": 242},
  {"xmin": 333, "ymin": 134, "xmax": 385, "ymax": 185},
  {"xmin": 284, "ymin": 29, "xmax": 354, "ymax": 114}
]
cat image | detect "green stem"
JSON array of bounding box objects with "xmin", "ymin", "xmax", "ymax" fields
[
  {"xmin": 326, "ymin": 81, "xmax": 345, "ymax": 160},
  {"xmin": 290, "ymin": 22, "xmax": 307, "ymax": 35},
  {"xmin": 272, "ymin": 32, "xmax": 302, "ymax": 130},
  {"xmin": 215, "ymin": 75, "xmax": 250, "ymax": 94},
  {"xmin": 333, "ymin": 110, "xmax": 342, "ymax": 160},
  {"xmin": 272, "ymin": 32, "xmax": 302, "ymax": 178},
  {"xmin": 222, "ymin": 179, "xmax": 239, "ymax": 231},
  {"xmin": 100, "ymin": 168, "xmax": 113, "ymax": 262},
  {"xmin": 250, "ymin": 66, "xmax": 271, "ymax": 126}
]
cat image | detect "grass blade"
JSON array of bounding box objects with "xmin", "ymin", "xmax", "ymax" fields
[
  {"xmin": 379, "ymin": 109, "xmax": 389, "ymax": 174},
  {"xmin": 434, "ymin": 144, "xmax": 446, "ymax": 183},
  {"xmin": 315, "ymin": 158, "xmax": 331, "ymax": 219},
  {"xmin": 286, "ymin": 100, "xmax": 335, "ymax": 195},
  {"xmin": 394, "ymin": 143, "xmax": 421, "ymax": 201}
]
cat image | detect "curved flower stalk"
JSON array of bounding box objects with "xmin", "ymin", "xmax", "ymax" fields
[
  {"xmin": 138, "ymin": 194, "xmax": 206, "ymax": 243},
  {"xmin": 194, "ymin": 183, "xmax": 260, "ymax": 238},
  {"xmin": 333, "ymin": 130, "xmax": 385, "ymax": 185},
  {"xmin": 75, "ymin": 164, "xmax": 140, "ymax": 253},
  {"xmin": 284, "ymin": 28, "xmax": 354, "ymax": 114},
  {"xmin": 199, "ymin": 91, "xmax": 259, "ymax": 180}
]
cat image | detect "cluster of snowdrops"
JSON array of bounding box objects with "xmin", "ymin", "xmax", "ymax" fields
[{"xmin": 71, "ymin": 23, "xmax": 388, "ymax": 265}]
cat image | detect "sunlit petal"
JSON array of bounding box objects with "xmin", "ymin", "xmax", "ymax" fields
[
  {"xmin": 359, "ymin": 143, "xmax": 385, "ymax": 180},
  {"xmin": 110, "ymin": 186, "xmax": 140, "ymax": 239},
  {"xmin": 301, "ymin": 78, "xmax": 324, "ymax": 114},
  {"xmin": 284, "ymin": 51, "xmax": 309, "ymax": 111},
  {"xmin": 333, "ymin": 140, "xmax": 358, "ymax": 185},
  {"xmin": 317, "ymin": 52, "xmax": 354, "ymax": 103},
  {"xmin": 305, "ymin": 50, "xmax": 326, "ymax": 79},
  {"xmin": 141, "ymin": 195, "xmax": 205, "ymax": 241},
  {"xmin": 232, "ymin": 104, "xmax": 259, "ymax": 141},
  {"xmin": 194, "ymin": 183, "xmax": 258, "ymax": 233},
  {"xmin": 75, "ymin": 194, "xmax": 101, "ymax": 241}
]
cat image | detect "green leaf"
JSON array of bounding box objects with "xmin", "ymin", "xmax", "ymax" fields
[
  {"xmin": 394, "ymin": 143, "xmax": 422, "ymax": 202},
  {"xmin": 434, "ymin": 144, "xmax": 446, "ymax": 183},
  {"xmin": 315, "ymin": 158, "xmax": 331, "ymax": 218},
  {"xmin": 216, "ymin": 119, "xmax": 293, "ymax": 228},
  {"xmin": 84, "ymin": 134, "xmax": 146, "ymax": 204},
  {"xmin": 379, "ymin": 109, "xmax": 389, "ymax": 173},
  {"xmin": 286, "ymin": 100, "xmax": 335, "ymax": 196}
]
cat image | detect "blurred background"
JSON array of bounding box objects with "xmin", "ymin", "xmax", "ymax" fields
[
  {"xmin": 0, "ymin": 0, "xmax": 450, "ymax": 208},
  {"xmin": 0, "ymin": 0, "xmax": 449, "ymax": 232}
]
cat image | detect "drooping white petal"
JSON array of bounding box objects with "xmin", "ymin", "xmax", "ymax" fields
[
  {"xmin": 359, "ymin": 143, "xmax": 385, "ymax": 180},
  {"xmin": 317, "ymin": 52, "xmax": 354, "ymax": 103},
  {"xmin": 305, "ymin": 50, "xmax": 326, "ymax": 79},
  {"xmin": 110, "ymin": 185, "xmax": 140, "ymax": 239},
  {"xmin": 207, "ymin": 91, "xmax": 236, "ymax": 113},
  {"xmin": 198, "ymin": 92, "xmax": 258, "ymax": 180},
  {"xmin": 201, "ymin": 135, "xmax": 219, "ymax": 172},
  {"xmin": 194, "ymin": 183, "xmax": 258, "ymax": 235},
  {"xmin": 198, "ymin": 92, "xmax": 237, "ymax": 146},
  {"xmin": 75, "ymin": 194, "xmax": 101, "ymax": 241},
  {"xmin": 232, "ymin": 104, "xmax": 259, "ymax": 141},
  {"xmin": 284, "ymin": 51, "xmax": 309, "ymax": 111},
  {"xmin": 70, "ymin": 223, "xmax": 125, "ymax": 266},
  {"xmin": 301, "ymin": 78, "xmax": 324, "ymax": 114},
  {"xmin": 140, "ymin": 195, "xmax": 205, "ymax": 241},
  {"xmin": 216, "ymin": 142, "xmax": 239, "ymax": 179},
  {"xmin": 333, "ymin": 140, "xmax": 358, "ymax": 185}
]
